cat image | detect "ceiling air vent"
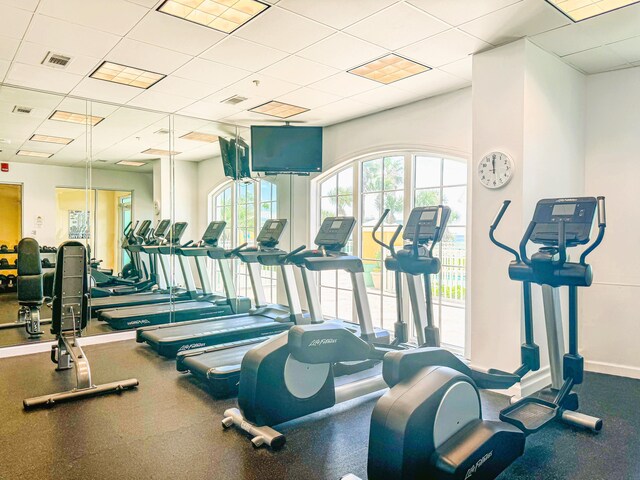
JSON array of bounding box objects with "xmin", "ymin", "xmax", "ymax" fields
[
  {"xmin": 41, "ymin": 52, "xmax": 72, "ymax": 69},
  {"xmin": 154, "ymin": 128, "xmax": 170, "ymax": 135},
  {"xmin": 12, "ymin": 106, "xmax": 32, "ymax": 115},
  {"xmin": 221, "ymin": 95, "xmax": 248, "ymax": 105}
]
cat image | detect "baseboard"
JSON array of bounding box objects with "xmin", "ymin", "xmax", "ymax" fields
[
  {"xmin": 585, "ymin": 360, "xmax": 640, "ymax": 380},
  {"xmin": 0, "ymin": 331, "xmax": 136, "ymax": 359}
]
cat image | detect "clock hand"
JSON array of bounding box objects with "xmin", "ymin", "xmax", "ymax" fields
[{"xmin": 492, "ymin": 158, "xmax": 495, "ymax": 174}]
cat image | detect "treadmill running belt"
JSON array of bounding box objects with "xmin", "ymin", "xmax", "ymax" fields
[{"xmin": 99, "ymin": 301, "xmax": 221, "ymax": 330}]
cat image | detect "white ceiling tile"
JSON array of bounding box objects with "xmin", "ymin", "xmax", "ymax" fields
[
  {"xmin": 149, "ymin": 75, "xmax": 221, "ymax": 100},
  {"xmin": 459, "ymin": 0, "xmax": 570, "ymax": 46},
  {"xmin": 292, "ymin": 98, "xmax": 375, "ymax": 126},
  {"xmin": 407, "ymin": 0, "xmax": 523, "ymax": 26},
  {"xmin": 71, "ymin": 77, "xmax": 143, "ymax": 104},
  {"xmin": 297, "ymin": 32, "xmax": 388, "ymax": 70},
  {"xmin": 235, "ymin": 7, "xmax": 334, "ymax": 54},
  {"xmin": 0, "ymin": 0, "xmax": 39, "ymax": 12},
  {"xmin": 530, "ymin": 24, "xmax": 603, "ymax": 57},
  {"xmin": 124, "ymin": 0, "xmax": 159, "ymax": 7},
  {"xmin": 106, "ymin": 38, "xmax": 192, "ymax": 74},
  {"xmin": 0, "ymin": 35, "xmax": 20, "ymax": 61},
  {"xmin": 345, "ymin": 3, "xmax": 449, "ymax": 50},
  {"xmin": 350, "ymin": 85, "xmax": 426, "ymax": 108},
  {"xmin": 173, "ymin": 57, "xmax": 249, "ymax": 87},
  {"xmin": 275, "ymin": 87, "xmax": 341, "ymax": 109},
  {"xmin": 127, "ymin": 89, "xmax": 194, "ymax": 112},
  {"xmin": 398, "ymin": 29, "xmax": 490, "ymax": 68},
  {"xmin": 6, "ymin": 62, "xmax": 83, "ymax": 94},
  {"xmin": 0, "ymin": 59, "xmax": 9, "ymax": 79},
  {"xmin": 178, "ymin": 100, "xmax": 243, "ymax": 121},
  {"xmin": 277, "ymin": 0, "xmax": 397, "ymax": 29},
  {"xmin": 607, "ymin": 35, "xmax": 640, "ymax": 64},
  {"xmin": 57, "ymin": 96, "xmax": 120, "ymax": 117},
  {"xmin": 199, "ymin": 36, "xmax": 288, "ymax": 71},
  {"xmin": 0, "ymin": 4, "xmax": 32, "ymax": 39},
  {"xmin": 220, "ymin": 109, "xmax": 292, "ymax": 127},
  {"xmin": 392, "ymin": 68, "xmax": 470, "ymax": 95},
  {"xmin": 33, "ymin": 119, "xmax": 87, "ymax": 139},
  {"xmin": 14, "ymin": 41, "xmax": 102, "ymax": 76},
  {"xmin": 310, "ymin": 72, "xmax": 378, "ymax": 97},
  {"xmin": 563, "ymin": 46, "xmax": 630, "ymax": 74},
  {"xmin": 128, "ymin": 10, "xmax": 226, "ymax": 56},
  {"xmin": 0, "ymin": 86, "xmax": 64, "ymax": 109},
  {"xmin": 205, "ymin": 73, "xmax": 299, "ymax": 106},
  {"xmin": 260, "ymin": 56, "xmax": 338, "ymax": 86},
  {"xmin": 38, "ymin": 0, "xmax": 148, "ymax": 36},
  {"xmin": 439, "ymin": 56, "xmax": 472, "ymax": 80},
  {"xmin": 25, "ymin": 14, "xmax": 121, "ymax": 58}
]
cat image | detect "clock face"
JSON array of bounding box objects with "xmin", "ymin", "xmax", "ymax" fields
[{"xmin": 478, "ymin": 152, "xmax": 513, "ymax": 189}]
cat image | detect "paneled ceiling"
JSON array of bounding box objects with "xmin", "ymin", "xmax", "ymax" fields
[{"xmin": 1, "ymin": 0, "xmax": 640, "ymax": 169}]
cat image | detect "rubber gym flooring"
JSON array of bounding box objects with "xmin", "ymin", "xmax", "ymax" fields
[{"xmin": 0, "ymin": 339, "xmax": 638, "ymax": 480}]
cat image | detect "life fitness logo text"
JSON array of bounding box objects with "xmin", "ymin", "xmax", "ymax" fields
[
  {"xmin": 464, "ymin": 450, "xmax": 493, "ymax": 480},
  {"xmin": 308, "ymin": 338, "xmax": 338, "ymax": 347}
]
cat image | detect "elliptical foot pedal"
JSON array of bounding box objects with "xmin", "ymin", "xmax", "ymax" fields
[{"xmin": 500, "ymin": 398, "xmax": 559, "ymax": 434}]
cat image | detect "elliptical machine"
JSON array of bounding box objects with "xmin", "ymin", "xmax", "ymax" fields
[
  {"xmin": 353, "ymin": 196, "xmax": 606, "ymax": 480},
  {"xmin": 222, "ymin": 206, "xmax": 451, "ymax": 448}
]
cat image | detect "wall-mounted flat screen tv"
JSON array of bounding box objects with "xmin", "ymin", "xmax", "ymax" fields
[{"xmin": 251, "ymin": 125, "xmax": 322, "ymax": 173}]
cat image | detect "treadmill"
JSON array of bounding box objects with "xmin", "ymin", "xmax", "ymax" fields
[
  {"xmin": 175, "ymin": 216, "xmax": 390, "ymax": 398},
  {"xmin": 98, "ymin": 221, "xmax": 252, "ymax": 330},
  {"xmin": 136, "ymin": 219, "xmax": 305, "ymax": 357},
  {"xmin": 89, "ymin": 219, "xmax": 174, "ymax": 316}
]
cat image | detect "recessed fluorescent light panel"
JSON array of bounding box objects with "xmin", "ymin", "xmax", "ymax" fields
[
  {"xmin": 141, "ymin": 148, "xmax": 182, "ymax": 156},
  {"xmin": 117, "ymin": 160, "xmax": 147, "ymax": 167},
  {"xmin": 50, "ymin": 110, "xmax": 104, "ymax": 126},
  {"xmin": 30, "ymin": 134, "xmax": 74, "ymax": 145},
  {"xmin": 90, "ymin": 62, "xmax": 165, "ymax": 89},
  {"xmin": 349, "ymin": 54, "xmax": 430, "ymax": 85},
  {"xmin": 545, "ymin": 0, "xmax": 640, "ymax": 21},
  {"xmin": 17, "ymin": 150, "xmax": 53, "ymax": 158},
  {"xmin": 181, "ymin": 131, "xmax": 219, "ymax": 143},
  {"xmin": 250, "ymin": 101, "xmax": 309, "ymax": 119},
  {"xmin": 157, "ymin": 0, "xmax": 269, "ymax": 34}
]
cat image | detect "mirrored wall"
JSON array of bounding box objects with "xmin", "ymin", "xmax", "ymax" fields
[{"xmin": 0, "ymin": 83, "xmax": 295, "ymax": 348}]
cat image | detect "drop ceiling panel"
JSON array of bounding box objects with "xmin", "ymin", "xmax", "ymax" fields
[
  {"xmin": 439, "ymin": 57, "xmax": 473, "ymax": 80},
  {"xmin": 14, "ymin": 41, "xmax": 102, "ymax": 76},
  {"xmin": 173, "ymin": 57, "xmax": 249, "ymax": 87},
  {"xmin": 0, "ymin": 4, "xmax": 33, "ymax": 39},
  {"xmin": 71, "ymin": 77, "xmax": 142, "ymax": 104},
  {"xmin": 297, "ymin": 32, "xmax": 388, "ymax": 72},
  {"xmin": 260, "ymin": 56, "xmax": 338, "ymax": 86},
  {"xmin": 178, "ymin": 100, "xmax": 242, "ymax": 121},
  {"xmin": 563, "ymin": 46, "xmax": 629, "ymax": 74},
  {"xmin": 6, "ymin": 63, "xmax": 84, "ymax": 94},
  {"xmin": 150, "ymin": 75, "xmax": 221, "ymax": 100},
  {"xmin": 345, "ymin": 3, "xmax": 449, "ymax": 50},
  {"xmin": 275, "ymin": 87, "xmax": 341, "ymax": 109},
  {"xmin": 398, "ymin": 29, "xmax": 490, "ymax": 68},
  {"xmin": 106, "ymin": 38, "xmax": 193, "ymax": 74},
  {"xmin": 19, "ymin": 140, "xmax": 64, "ymax": 154},
  {"xmin": 0, "ymin": 87, "xmax": 64, "ymax": 110},
  {"xmin": 24, "ymin": 14, "xmax": 121, "ymax": 59},
  {"xmin": 607, "ymin": 35, "xmax": 640, "ymax": 63},
  {"xmin": 199, "ymin": 36, "xmax": 288, "ymax": 71},
  {"xmin": 292, "ymin": 98, "xmax": 374, "ymax": 125},
  {"xmin": 56, "ymin": 96, "xmax": 120, "ymax": 118},
  {"xmin": 37, "ymin": 0, "xmax": 149, "ymax": 36},
  {"xmin": 0, "ymin": 0, "xmax": 39, "ymax": 12},
  {"xmin": 407, "ymin": 0, "xmax": 523, "ymax": 26},
  {"xmin": 0, "ymin": 60, "xmax": 9, "ymax": 80},
  {"xmin": 459, "ymin": 0, "xmax": 570, "ymax": 46},
  {"xmin": 310, "ymin": 71, "xmax": 379, "ymax": 97},
  {"xmin": 350, "ymin": 85, "xmax": 425, "ymax": 108},
  {"xmin": 235, "ymin": 7, "xmax": 334, "ymax": 54},
  {"xmin": 207, "ymin": 73, "xmax": 300, "ymax": 104},
  {"xmin": 392, "ymin": 68, "xmax": 470, "ymax": 95},
  {"xmin": 34, "ymin": 119, "xmax": 88, "ymax": 139},
  {"xmin": 0, "ymin": 35, "xmax": 20, "ymax": 62},
  {"xmin": 128, "ymin": 89, "xmax": 194, "ymax": 112},
  {"xmin": 277, "ymin": 0, "xmax": 397, "ymax": 29},
  {"xmin": 122, "ymin": 0, "xmax": 159, "ymax": 8},
  {"xmin": 128, "ymin": 10, "xmax": 226, "ymax": 56}
]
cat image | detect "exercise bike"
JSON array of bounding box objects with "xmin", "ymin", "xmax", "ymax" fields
[{"xmin": 348, "ymin": 196, "xmax": 606, "ymax": 480}]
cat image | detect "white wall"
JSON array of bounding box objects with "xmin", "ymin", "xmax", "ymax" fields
[
  {"xmin": 0, "ymin": 162, "xmax": 152, "ymax": 246},
  {"xmin": 582, "ymin": 65, "xmax": 640, "ymax": 379}
]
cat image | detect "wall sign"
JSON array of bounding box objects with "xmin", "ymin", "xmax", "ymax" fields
[{"xmin": 68, "ymin": 210, "xmax": 90, "ymax": 239}]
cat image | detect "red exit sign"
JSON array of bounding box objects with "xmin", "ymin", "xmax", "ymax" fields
[{"xmin": 1, "ymin": 163, "xmax": 8, "ymax": 172}]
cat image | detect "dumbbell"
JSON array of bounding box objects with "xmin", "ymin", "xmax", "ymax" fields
[
  {"xmin": 42, "ymin": 258, "xmax": 53, "ymax": 268},
  {"xmin": 0, "ymin": 245, "xmax": 7, "ymax": 253},
  {"xmin": 6, "ymin": 274, "xmax": 16, "ymax": 288},
  {"xmin": 0, "ymin": 258, "xmax": 9, "ymax": 268},
  {"xmin": 12, "ymin": 245, "xmax": 17, "ymax": 252}
]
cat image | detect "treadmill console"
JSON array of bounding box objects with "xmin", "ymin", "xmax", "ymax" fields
[
  {"xmin": 168, "ymin": 222, "xmax": 188, "ymax": 244},
  {"xmin": 403, "ymin": 206, "xmax": 451, "ymax": 243},
  {"xmin": 202, "ymin": 221, "xmax": 226, "ymax": 246},
  {"xmin": 314, "ymin": 217, "xmax": 356, "ymax": 251},
  {"xmin": 256, "ymin": 219, "xmax": 287, "ymax": 247},
  {"xmin": 155, "ymin": 219, "xmax": 171, "ymax": 237},
  {"xmin": 530, "ymin": 197, "xmax": 596, "ymax": 247}
]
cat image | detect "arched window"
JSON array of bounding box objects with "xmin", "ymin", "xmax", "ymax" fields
[
  {"xmin": 209, "ymin": 179, "xmax": 278, "ymax": 303},
  {"xmin": 316, "ymin": 153, "xmax": 467, "ymax": 350}
]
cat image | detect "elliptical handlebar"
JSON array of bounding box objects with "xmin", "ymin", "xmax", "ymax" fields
[
  {"xmin": 489, "ymin": 200, "xmax": 521, "ymax": 263},
  {"xmin": 579, "ymin": 196, "xmax": 607, "ymax": 265},
  {"xmin": 372, "ymin": 208, "xmax": 403, "ymax": 258}
]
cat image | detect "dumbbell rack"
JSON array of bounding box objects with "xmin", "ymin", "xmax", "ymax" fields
[{"xmin": 0, "ymin": 247, "xmax": 56, "ymax": 294}]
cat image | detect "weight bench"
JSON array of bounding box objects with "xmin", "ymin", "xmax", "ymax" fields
[{"xmin": 23, "ymin": 241, "xmax": 139, "ymax": 410}]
